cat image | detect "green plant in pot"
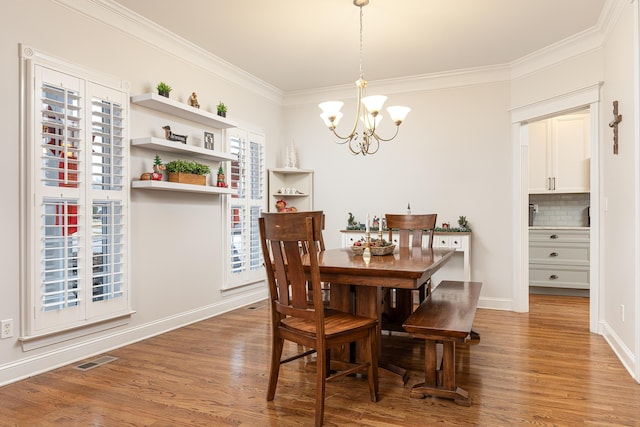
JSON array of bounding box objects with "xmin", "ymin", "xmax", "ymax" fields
[
  {"xmin": 156, "ymin": 82, "xmax": 172, "ymax": 97},
  {"xmin": 164, "ymin": 159, "xmax": 211, "ymax": 186},
  {"xmin": 457, "ymin": 215, "xmax": 469, "ymax": 230},
  {"xmin": 216, "ymin": 101, "xmax": 227, "ymax": 117}
]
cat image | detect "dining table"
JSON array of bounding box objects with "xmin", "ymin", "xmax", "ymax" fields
[{"xmin": 303, "ymin": 245, "xmax": 455, "ymax": 381}]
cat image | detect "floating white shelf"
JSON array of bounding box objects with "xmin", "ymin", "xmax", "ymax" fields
[
  {"xmin": 130, "ymin": 93, "xmax": 238, "ymax": 129},
  {"xmin": 131, "ymin": 137, "xmax": 236, "ymax": 162},
  {"xmin": 132, "ymin": 180, "xmax": 236, "ymax": 195}
]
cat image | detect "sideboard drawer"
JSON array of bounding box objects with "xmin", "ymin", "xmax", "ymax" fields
[
  {"xmin": 529, "ymin": 229, "xmax": 589, "ymax": 243},
  {"xmin": 529, "ymin": 265, "xmax": 589, "ymax": 289},
  {"xmin": 529, "ymin": 243, "xmax": 589, "ymax": 266}
]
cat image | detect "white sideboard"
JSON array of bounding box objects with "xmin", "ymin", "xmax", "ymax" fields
[{"xmin": 339, "ymin": 230, "xmax": 471, "ymax": 281}]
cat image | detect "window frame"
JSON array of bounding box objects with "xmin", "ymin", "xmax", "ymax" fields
[
  {"xmin": 20, "ymin": 45, "xmax": 132, "ymax": 340},
  {"xmin": 225, "ymin": 128, "xmax": 266, "ymax": 289}
]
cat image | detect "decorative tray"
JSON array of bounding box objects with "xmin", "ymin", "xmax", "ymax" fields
[{"xmin": 350, "ymin": 244, "xmax": 396, "ymax": 256}]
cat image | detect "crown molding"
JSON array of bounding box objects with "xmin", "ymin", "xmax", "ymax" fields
[
  {"xmin": 510, "ymin": 0, "xmax": 622, "ymax": 80},
  {"xmin": 287, "ymin": 0, "xmax": 622, "ymax": 107},
  {"xmin": 52, "ymin": 0, "xmax": 284, "ymax": 105},
  {"xmin": 54, "ymin": 0, "xmax": 623, "ymax": 109},
  {"xmin": 284, "ymin": 64, "xmax": 511, "ymax": 107}
]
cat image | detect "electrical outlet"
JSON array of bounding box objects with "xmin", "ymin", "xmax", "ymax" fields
[{"xmin": 1, "ymin": 319, "xmax": 13, "ymax": 339}]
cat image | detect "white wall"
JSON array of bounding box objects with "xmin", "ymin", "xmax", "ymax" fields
[
  {"xmin": 600, "ymin": 1, "xmax": 638, "ymax": 371},
  {"xmin": 284, "ymin": 81, "xmax": 514, "ymax": 305},
  {"xmin": 0, "ymin": 0, "xmax": 281, "ymax": 385}
]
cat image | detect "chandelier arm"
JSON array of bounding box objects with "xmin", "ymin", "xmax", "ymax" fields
[
  {"xmin": 371, "ymin": 125, "xmax": 400, "ymax": 142},
  {"xmin": 348, "ymin": 139, "xmax": 362, "ymax": 155},
  {"xmin": 329, "ymin": 126, "xmax": 354, "ymax": 143}
]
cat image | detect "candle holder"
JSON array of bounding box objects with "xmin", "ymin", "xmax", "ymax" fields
[{"xmin": 365, "ymin": 231, "xmax": 371, "ymax": 248}]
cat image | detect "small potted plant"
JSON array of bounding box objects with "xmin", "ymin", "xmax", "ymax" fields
[
  {"xmin": 216, "ymin": 101, "xmax": 227, "ymax": 117},
  {"xmin": 457, "ymin": 215, "xmax": 469, "ymax": 230},
  {"xmin": 156, "ymin": 82, "xmax": 172, "ymax": 97},
  {"xmin": 164, "ymin": 159, "xmax": 211, "ymax": 186}
]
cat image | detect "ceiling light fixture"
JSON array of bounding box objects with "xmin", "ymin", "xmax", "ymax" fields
[{"xmin": 319, "ymin": 0, "xmax": 410, "ymax": 156}]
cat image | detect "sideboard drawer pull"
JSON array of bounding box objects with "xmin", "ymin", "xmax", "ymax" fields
[
  {"xmin": 549, "ymin": 274, "xmax": 559, "ymax": 280},
  {"xmin": 549, "ymin": 234, "xmax": 559, "ymax": 239},
  {"xmin": 549, "ymin": 252, "xmax": 559, "ymax": 257}
]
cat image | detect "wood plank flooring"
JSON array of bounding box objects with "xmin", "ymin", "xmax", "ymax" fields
[{"xmin": 1, "ymin": 295, "xmax": 639, "ymax": 426}]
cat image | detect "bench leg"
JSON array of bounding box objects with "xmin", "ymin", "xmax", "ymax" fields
[{"xmin": 410, "ymin": 339, "xmax": 471, "ymax": 406}]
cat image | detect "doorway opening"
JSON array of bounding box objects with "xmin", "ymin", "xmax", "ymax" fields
[
  {"xmin": 511, "ymin": 83, "xmax": 601, "ymax": 333},
  {"xmin": 528, "ymin": 109, "xmax": 591, "ymax": 299}
]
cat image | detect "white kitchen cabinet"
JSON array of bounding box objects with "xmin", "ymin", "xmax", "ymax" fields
[
  {"xmin": 529, "ymin": 112, "xmax": 590, "ymax": 193},
  {"xmin": 268, "ymin": 168, "xmax": 314, "ymax": 212},
  {"xmin": 130, "ymin": 93, "xmax": 238, "ymax": 195},
  {"xmin": 529, "ymin": 228, "xmax": 590, "ymax": 289}
]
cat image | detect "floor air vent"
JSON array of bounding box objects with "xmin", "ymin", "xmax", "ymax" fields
[{"xmin": 73, "ymin": 355, "xmax": 118, "ymax": 371}]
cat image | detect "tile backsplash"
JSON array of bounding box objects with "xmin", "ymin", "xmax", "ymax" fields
[{"xmin": 529, "ymin": 193, "xmax": 590, "ymax": 227}]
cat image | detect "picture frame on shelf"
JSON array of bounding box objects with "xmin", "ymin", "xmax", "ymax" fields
[{"xmin": 204, "ymin": 131, "xmax": 215, "ymax": 150}]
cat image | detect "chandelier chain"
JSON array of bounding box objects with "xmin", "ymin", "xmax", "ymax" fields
[{"xmin": 359, "ymin": 5, "xmax": 364, "ymax": 80}]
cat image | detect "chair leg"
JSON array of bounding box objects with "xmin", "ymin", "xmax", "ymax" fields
[
  {"xmin": 267, "ymin": 336, "xmax": 284, "ymax": 401},
  {"xmin": 367, "ymin": 329, "xmax": 379, "ymax": 402},
  {"xmin": 315, "ymin": 344, "xmax": 327, "ymax": 427}
]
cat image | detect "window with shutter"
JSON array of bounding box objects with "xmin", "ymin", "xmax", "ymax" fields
[
  {"xmin": 226, "ymin": 130, "xmax": 265, "ymax": 288},
  {"xmin": 22, "ymin": 48, "xmax": 130, "ymax": 337}
]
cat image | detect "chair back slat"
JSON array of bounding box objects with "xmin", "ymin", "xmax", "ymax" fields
[
  {"xmin": 260, "ymin": 211, "xmax": 325, "ymax": 321},
  {"xmin": 386, "ymin": 213, "xmax": 437, "ymax": 248}
]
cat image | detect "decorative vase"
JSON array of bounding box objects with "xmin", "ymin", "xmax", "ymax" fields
[
  {"xmin": 217, "ymin": 111, "xmax": 226, "ymax": 118},
  {"xmin": 158, "ymin": 91, "xmax": 169, "ymax": 98}
]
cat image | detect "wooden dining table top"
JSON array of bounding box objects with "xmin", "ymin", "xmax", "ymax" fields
[{"xmin": 303, "ymin": 247, "xmax": 455, "ymax": 289}]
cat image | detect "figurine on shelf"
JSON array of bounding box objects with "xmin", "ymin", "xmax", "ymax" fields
[
  {"xmin": 276, "ymin": 199, "xmax": 297, "ymax": 213},
  {"xmin": 372, "ymin": 215, "xmax": 381, "ymax": 230},
  {"xmin": 162, "ymin": 125, "xmax": 188, "ymax": 144},
  {"xmin": 216, "ymin": 166, "xmax": 228, "ymax": 187},
  {"xmin": 188, "ymin": 92, "xmax": 200, "ymax": 109},
  {"xmin": 151, "ymin": 154, "xmax": 165, "ymax": 181}
]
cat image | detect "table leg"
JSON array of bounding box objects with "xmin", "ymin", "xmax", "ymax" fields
[{"xmin": 354, "ymin": 285, "xmax": 409, "ymax": 383}]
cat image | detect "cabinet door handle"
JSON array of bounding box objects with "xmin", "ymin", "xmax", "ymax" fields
[
  {"xmin": 550, "ymin": 234, "xmax": 558, "ymax": 239},
  {"xmin": 552, "ymin": 177, "xmax": 556, "ymax": 190},
  {"xmin": 548, "ymin": 177, "xmax": 552, "ymax": 190},
  {"xmin": 549, "ymin": 252, "xmax": 559, "ymax": 257},
  {"xmin": 549, "ymin": 274, "xmax": 559, "ymax": 280}
]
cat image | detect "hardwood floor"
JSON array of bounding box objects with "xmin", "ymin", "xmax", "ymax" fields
[{"xmin": 1, "ymin": 295, "xmax": 639, "ymax": 426}]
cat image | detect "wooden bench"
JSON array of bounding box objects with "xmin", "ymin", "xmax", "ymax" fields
[{"xmin": 402, "ymin": 280, "xmax": 482, "ymax": 406}]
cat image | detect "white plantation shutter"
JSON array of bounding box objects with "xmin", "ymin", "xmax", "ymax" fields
[
  {"xmin": 26, "ymin": 59, "xmax": 129, "ymax": 336},
  {"xmin": 227, "ymin": 130, "xmax": 265, "ymax": 288}
]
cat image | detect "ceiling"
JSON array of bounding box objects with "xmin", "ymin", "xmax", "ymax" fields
[{"xmin": 113, "ymin": 0, "xmax": 607, "ymax": 93}]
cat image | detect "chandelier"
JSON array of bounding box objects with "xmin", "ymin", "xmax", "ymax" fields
[{"xmin": 319, "ymin": 0, "xmax": 410, "ymax": 156}]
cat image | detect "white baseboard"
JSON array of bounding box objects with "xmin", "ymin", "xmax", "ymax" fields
[
  {"xmin": 0, "ymin": 286, "xmax": 268, "ymax": 386},
  {"xmin": 600, "ymin": 320, "xmax": 638, "ymax": 383},
  {"xmin": 478, "ymin": 296, "xmax": 513, "ymax": 311}
]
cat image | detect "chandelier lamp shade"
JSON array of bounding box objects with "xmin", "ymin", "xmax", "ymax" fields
[{"xmin": 319, "ymin": 0, "xmax": 410, "ymax": 156}]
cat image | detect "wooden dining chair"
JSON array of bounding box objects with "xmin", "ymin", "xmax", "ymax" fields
[
  {"xmin": 382, "ymin": 213, "xmax": 437, "ymax": 332},
  {"xmin": 300, "ymin": 213, "xmax": 330, "ymax": 304},
  {"xmin": 259, "ymin": 211, "xmax": 379, "ymax": 427}
]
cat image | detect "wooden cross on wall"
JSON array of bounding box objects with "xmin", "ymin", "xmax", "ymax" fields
[{"xmin": 609, "ymin": 100, "xmax": 622, "ymax": 154}]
